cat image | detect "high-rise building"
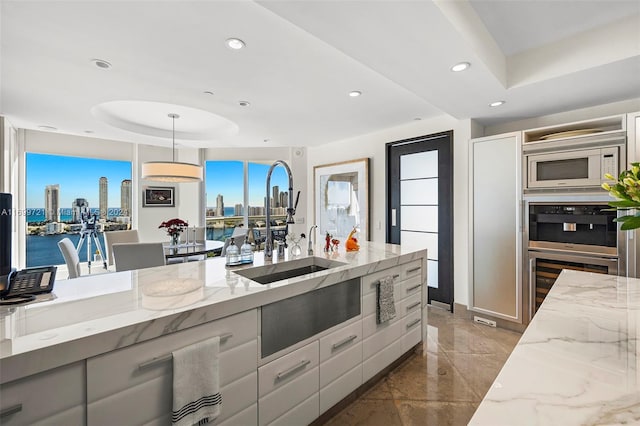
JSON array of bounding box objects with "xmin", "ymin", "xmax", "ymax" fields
[
  {"xmin": 279, "ymin": 191, "xmax": 288, "ymax": 209},
  {"xmin": 99, "ymin": 177, "xmax": 108, "ymax": 220},
  {"xmin": 44, "ymin": 184, "xmax": 59, "ymax": 222},
  {"xmin": 234, "ymin": 203, "xmax": 243, "ymax": 216},
  {"xmin": 216, "ymin": 194, "xmax": 224, "ymax": 217},
  {"xmin": 120, "ymin": 179, "xmax": 132, "ymax": 217},
  {"xmin": 272, "ymin": 186, "xmax": 280, "ymax": 208},
  {"xmin": 72, "ymin": 198, "xmax": 89, "ymax": 223}
]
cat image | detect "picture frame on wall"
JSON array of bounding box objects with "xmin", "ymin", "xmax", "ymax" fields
[
  {"xmin": 314, "ymin": 158, "xmax": 369, "ymax": 240},
  {"xmin": 143, "ymin": 186, "xmax": 175, "ymax": 207}
]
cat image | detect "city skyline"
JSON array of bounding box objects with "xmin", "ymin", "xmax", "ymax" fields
[{"xmin": 26, "ymin": 153, "xmax": 132, "ymax": 207}]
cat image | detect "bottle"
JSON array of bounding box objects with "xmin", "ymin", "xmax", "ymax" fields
[
  {"xmin": 240, "ymin": 236, "xmax": 254, "ymax": 264},
  {"xmin": 226, "ymin": 237, "xmax": 240, "ymax": 266}
]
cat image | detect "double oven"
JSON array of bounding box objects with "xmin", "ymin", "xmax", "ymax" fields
[{"xmin": 523, "ymin": 130, "xmax": 627, "ymax": 322}]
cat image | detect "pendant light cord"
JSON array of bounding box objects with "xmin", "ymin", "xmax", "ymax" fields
[{"xmin": 172, "ymin": 114, "xmax": 175, "ymax": 163}]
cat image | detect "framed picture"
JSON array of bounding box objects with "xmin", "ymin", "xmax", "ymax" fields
[
  {"xmin": 314, "ymin": 158, "xmax": 369, "ymax": 240},
  {"xmin": 143, "ymin": 186, "xmax": 175, "ymax": 207}
]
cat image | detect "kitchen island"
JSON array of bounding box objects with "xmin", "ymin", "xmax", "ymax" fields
[
  {"xmin": 0, "ymin": 241, "xmax": 427, "ymax": 425},
  {"xmin": 470, "ymin": 269, "xmax": 640, "ymax": 425}
]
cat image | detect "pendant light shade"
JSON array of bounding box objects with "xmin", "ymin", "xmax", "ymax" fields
[{"xmin": 141, "ymin": 113, "xmax": 203, "ymax": 182}]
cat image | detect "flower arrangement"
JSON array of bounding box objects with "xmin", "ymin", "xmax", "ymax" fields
[
  {"xmin": 159, "ymin": 218, "xmax": 189, "ymax": 237},
  {"xmin": 602, "ymin": 162, "xmax": 640, "ymax": 230}
]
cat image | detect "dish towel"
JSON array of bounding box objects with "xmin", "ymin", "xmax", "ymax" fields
[
  {"xmin": 172, "ymin": 336, "xmax": 222, "ymax": 426},
  {"xmin": 376, "ymin": 276, "xmax": 396, "ymax": 324}
]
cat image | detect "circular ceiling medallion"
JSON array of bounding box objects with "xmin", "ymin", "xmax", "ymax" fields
[{"xmin": 91, "ymin": 100, "xmax": 239, "ymax": 140}]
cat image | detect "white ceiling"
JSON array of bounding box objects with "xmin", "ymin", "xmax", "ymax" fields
[{"xmin": 1, "ymin": 0, "xmax": 639, "ymax": 149}]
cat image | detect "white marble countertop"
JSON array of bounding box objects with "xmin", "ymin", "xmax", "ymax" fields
[
  {"xmin": 0, "ymin": 241, "xmax": 426, "ymax": 384},
  {"xmin": 470, "ymin": 269, "xmax": 640, "ymax": 425}
]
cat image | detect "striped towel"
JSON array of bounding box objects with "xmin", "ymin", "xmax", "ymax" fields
[
  {"xmin": 376, "ymin": 276, "xmax": 396, "ymax": 324},
  {"xmin": 172, "ymin": 336, "xmax": 222, "ymax": 426}
]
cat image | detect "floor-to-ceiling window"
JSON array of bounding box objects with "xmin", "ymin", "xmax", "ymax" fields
[
  {"xmin": 25, "ymin": 153, "xmax": 132, "ymax": 267},
  {"xmin": 205, "ymin": 160, "xmax": 288, "ymax": 242}
]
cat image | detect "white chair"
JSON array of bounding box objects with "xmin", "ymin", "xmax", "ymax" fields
[
  {"xmin": 112, "ymin": 242, "xmax": 166, "ymax": 272},
  {"xmin": 104, "ymin": 230, "xmax": 139, "ymax": 268},
  {"xmin": 58, "ymin": 237, "xmax": 81, "ymax": 279}
]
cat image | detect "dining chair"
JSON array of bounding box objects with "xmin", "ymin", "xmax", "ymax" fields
[
  {"xmin": 58, "ymin": 237, "xmax": 81, "ymax": 279},
  {"xmin": 180, "ymin": 226, "xmax": 206, "ymax": 244},
  {"xmin": 104, "ymin": 230, "xmax": 139, "ymax": 268},
  {"xmin": 112, "ymin": 242, "xmax": 166, "ymax": 272}
]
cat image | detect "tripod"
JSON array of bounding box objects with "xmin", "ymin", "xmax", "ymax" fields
[{"xmin": 76, "ymin": 213, "xmax": 107, "ymax": 271}]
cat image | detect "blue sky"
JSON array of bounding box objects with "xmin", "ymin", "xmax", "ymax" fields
[
  {"xmin": 26, "ymin": 153, "xmax": 132, "ymax": 207},
  {"xmin": 206, "ymin": 161, "xmax": 289, "ymax": 207}
]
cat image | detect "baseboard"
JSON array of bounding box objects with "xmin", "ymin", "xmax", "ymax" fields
[{"xmin": 453, "ymin": 303, "xmax": 527, "ymax": 333}]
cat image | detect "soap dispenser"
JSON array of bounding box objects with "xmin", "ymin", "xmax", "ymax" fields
[
  {"xmin": 226, "ymin": 237, "xmax": 240, "ymax": 266},
  {"xmin": 240, "ymin": 236, "xmax": 253, "ymax": 264}
]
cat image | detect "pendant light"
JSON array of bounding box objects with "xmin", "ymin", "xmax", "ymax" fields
[{"xmin": 141, "ymin": 113, "xmax": 203, "ymax": 182}]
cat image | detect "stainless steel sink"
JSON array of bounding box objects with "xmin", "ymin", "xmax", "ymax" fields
[{"xmin": 234, "ymin": 256, "xmax": 345, "ymax": 284}]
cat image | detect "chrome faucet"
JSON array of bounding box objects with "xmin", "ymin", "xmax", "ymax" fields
[
  {"xmin": 308, "ymin": 225, "xmax": 317, "ymax": 255},
  {"xmin": 265, "ymin": 160, "xmax": 299, "ymax": 260}
]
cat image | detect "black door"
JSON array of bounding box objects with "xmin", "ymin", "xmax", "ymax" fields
[{"xmin": 386, "ymin": 131, "xmax": 453, "ymax": 310}]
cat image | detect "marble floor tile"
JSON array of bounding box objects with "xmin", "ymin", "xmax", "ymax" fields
[
  {"xmin": 322, "ymin": 399, "xmax": 402, "ymax": 426},
  {"xmin": 395, "ymin": 400, "xmax": 479, "ymax": 426},
  {"xmin": 361, "ymin": 377, "xmax": 394, "ymax": 400},
  {"xmin": 386, "ymin": 351, "xmax": 480, "ymax": 402},
  {"xmin": 442, "ymin": 352, "xmax": 508, "ymax": 399}
]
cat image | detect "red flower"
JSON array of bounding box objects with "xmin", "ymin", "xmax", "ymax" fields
[{"xmin": 159, "ymin": 218, "xmax": 189, "ymax": 236}]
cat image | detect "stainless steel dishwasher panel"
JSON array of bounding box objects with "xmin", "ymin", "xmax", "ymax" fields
[{"xmin": 261, "ymin": 278, "xmax": 361, "ymax": 358}]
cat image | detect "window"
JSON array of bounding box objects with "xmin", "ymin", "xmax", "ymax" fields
[
  {"xmin": 205, "ymin": 160, "xmax": 288, "ymax": 242},
  {"xmin": 26, "ymin": 153, "xmax": 132, "ymax": 267}
]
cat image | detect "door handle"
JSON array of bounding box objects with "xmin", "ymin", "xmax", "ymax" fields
[
  {"xmin": 391, "ymin": 209, "xmax": 397, "ymax": 227},
  {"xmin": 563, "ymin": 222, "xmax": 576, "ymax": 232},
  {"xmin": 276, "ymin": 359, "xmax": 311, "ymax": 381}
]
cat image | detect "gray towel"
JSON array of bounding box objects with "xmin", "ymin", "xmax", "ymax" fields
[{"xmin": 376, "ymin": 276, "xmax": 396, "ymax": 324}]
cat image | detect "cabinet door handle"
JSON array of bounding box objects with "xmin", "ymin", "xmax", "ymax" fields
[
  {"xmin": 406, "ymin": 318, "xmax": 421, "ymax": 329},
  {"xmin": 276, "ymin": 359, "xmax": 311, "ymax": 381},
  {"xmin": 138, "ymin": 332, "xmax": 233, "ymax": 370},
  {"xmin": 0, "ymin": 404, "xmax": 22, "ymax": 418},
  {"xmin": 406, "ymin": 284, "xmax": 421, "ymax": 293},
  {"xmin": 406, "ymin": 301, "xmax": 421, "ymax": 312},
  {"xmin": 407, "ymin": 267, "xmax": 420, "ymax": 274},
  {"xmin": 331, "ymin": 334, "xmax": 358, "ymax": 351},
  {"xmin": 371, "ymin": 274, "xmax": 400, "ymax": 287}
]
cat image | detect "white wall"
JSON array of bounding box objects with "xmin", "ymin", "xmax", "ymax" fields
[{"xmin": 307, "ymin": 115, "xmax": 474, "ymax": 307}]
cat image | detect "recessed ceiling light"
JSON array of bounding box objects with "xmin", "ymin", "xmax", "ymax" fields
[
  {"xmin": 414, "ymin": 118, "xmax": 422, "ymax": 121},
  {"xmin": 91, "ymin": 58, "xmax": 112, "ymax": 69},
  {"xmin": 37, "ymin": 125, "xmax": 57, "ymax": 131},
  {"xmin": 489, "ymin": 100, "xmax": 506, "ymax": 107},
  {"xmin": 349, "ymin": 91, "xmax": 362, "ymax": 97},
  {"xmin": 226, "ymin": 38, "xmax": 245, "ymax": 50},
  {"xmin": 451, "ymin": 62, "xmax": 470, "ymax": 72},
  {"xmin": 84, "ymin": 130, "xmax": 94, "ymax": 134},
  {"xmin": 263, "ymin": 139, "xmax": 270, "ymax": 143},
  {"xmin": 204, "ymin": 91, "xmax": 214, "ymax": 95},
  {"xmin": 239, "ymin": 101, "xmax": 251, "ymax": 107}
]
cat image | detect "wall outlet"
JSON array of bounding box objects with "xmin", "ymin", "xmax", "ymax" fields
[
  {"xmin": 473, "ymin": 316, "xmax": 497, "ymax": 327},
  {"xmin": 295, "ymin": 217, "xmax": 305, "ymax": 224}
]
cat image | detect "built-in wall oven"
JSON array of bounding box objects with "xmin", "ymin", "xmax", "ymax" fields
[{"xmin": 525, "ymin": 202, "xmax": 625, "ymax": 321}]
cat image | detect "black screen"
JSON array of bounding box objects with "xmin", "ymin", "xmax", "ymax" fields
[{"xmin": 0, "ymin": 193, "xmax": 12, "ymax": 277}]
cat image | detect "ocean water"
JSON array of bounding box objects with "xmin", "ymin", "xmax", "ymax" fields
[
  {"xmin": 26, "ymin": 207, "xmax": 123, "ymax": 223},
  {"xmin": 27, "ymin": 233, "xmax": 108, "ymax": 267}
]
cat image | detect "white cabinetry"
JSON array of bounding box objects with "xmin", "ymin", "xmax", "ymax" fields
[
  {"xmin": 86, "ymin": 309, "xmax": 258, "ymax": 426},
  {"xmin": 0, "ymin": 362, "xmax": 85, "ymax": 426},
  {"xmin": 469, "ymin": 132, "xmax": 523, "ymax": 323},
  {"xmin": 361, "ymin": 260, "xmax": 423, "ymax": 382},
  {"xmin": 626, "ymin": 111, "xmax": 640, "ymax": 278}
]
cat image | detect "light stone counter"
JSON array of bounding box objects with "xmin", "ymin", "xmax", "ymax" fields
[
  {"xmin": 470, "ymin": 269, "xmax": 640, "ymax": 425},
  {"xmin": 0, "ymin": 241, "xmax": 426, "ymax": 384}
]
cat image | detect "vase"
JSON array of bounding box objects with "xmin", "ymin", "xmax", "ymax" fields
[{"xmin": 171, "ymin": 233, "xmax": 180, "ymax": 246}]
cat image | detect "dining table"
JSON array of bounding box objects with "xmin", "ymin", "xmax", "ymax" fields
[{"xmin": 163, "ymin": 240, "xmax": 224, "ymax": 262}]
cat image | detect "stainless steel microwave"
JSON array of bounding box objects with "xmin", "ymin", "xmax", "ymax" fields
[{"xmin": 526, "ymin": 146, "xmax": 619, "ymax": 190}]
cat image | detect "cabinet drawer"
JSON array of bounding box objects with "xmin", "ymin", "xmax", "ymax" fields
[
  {"xmin": 258, "ymin": 340, "xmax": 318, "ymax": 397},
  {"xmin": 402, "ymin": 260, "xmax": 422, "ymax": 281},
  {"xmin": 363, "ymin": 308, "xmax": 403, "ymax": 340},
  {"xmin": 319, "ymin": 319, "xmax": 362, "ymax": 363},
  {"xmin": 400, "ymin": 275, "xmax": 423, "ymax": 298},
  {"xmin": 320, "ymin": 364, "xmax": 362, "ymax": 414},
  {"xmin": 400, "ymin": 292, "xmax": 422, "ymax": 317},
  {"xmin": 88, "ymin": 310, "xmax": 257, "ymax": 401},
  {"xmin": 258, "ymin": 367, "xmax": 319, "ymax": 426},
  {"xmin": 88, "ymin": 369, "xmax": 257, "ymax": 426},
  {"xmin": 268, "ymin": 393, "xmax": 319, "ymax": 426},
  {"xmin": 362, "ymin": 318, "xmax": 403, "ymax": 360},
  {"xmin": 404, "ymin": 309, "xmax": 422, "ymax": 334},
  {"xmin": 217, "ymin": 403, "xmax": 257, "ymax": 426},
  {"xmin": 0, "ymin": 362, "xmax": 85, "ymax": 426},
  {"xmin": 320, "ymin": 341, "xmax": 362, "ymax": 388},
  {"xmin": 362, "ymin": 343, "xmax": 403, "ymax": 383}
]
